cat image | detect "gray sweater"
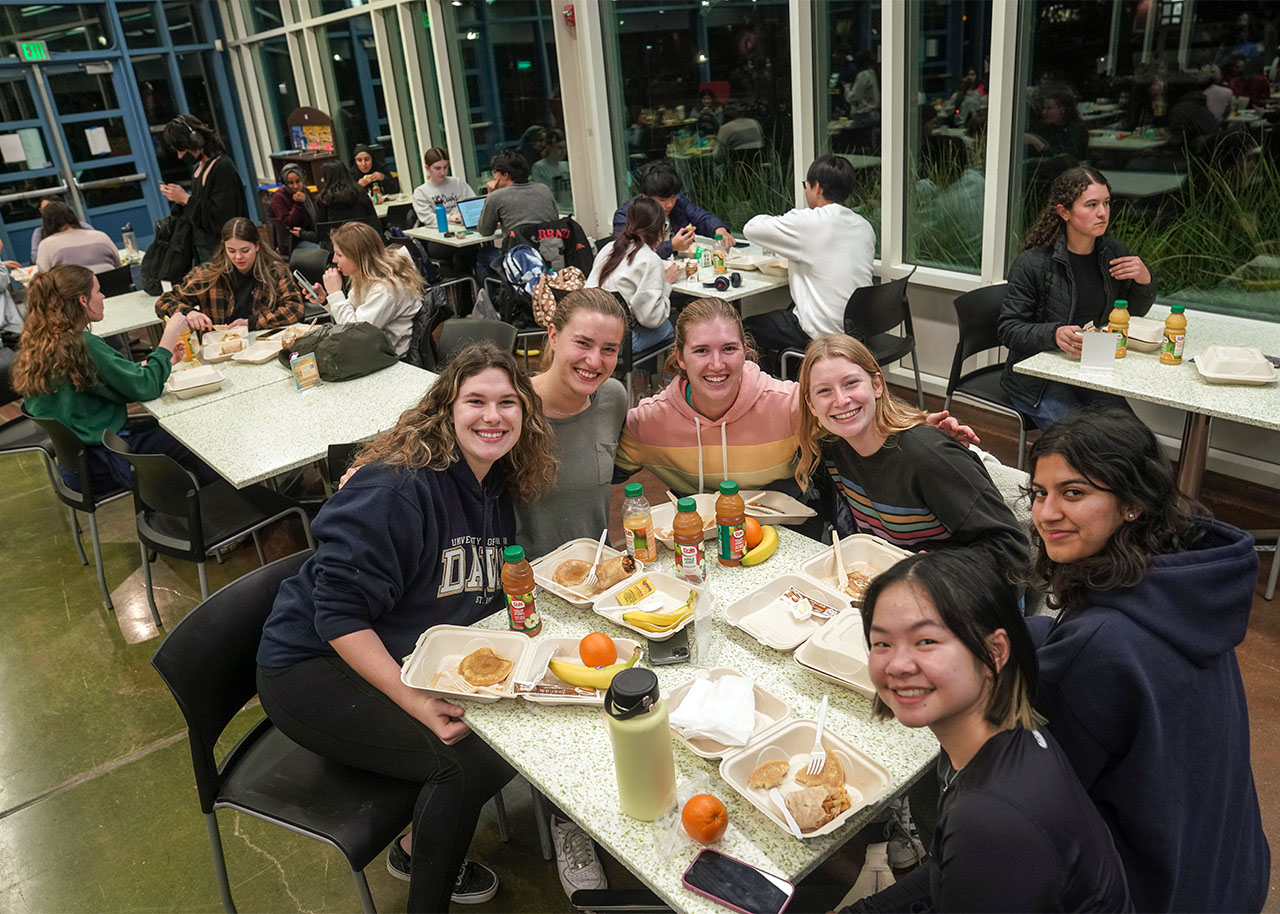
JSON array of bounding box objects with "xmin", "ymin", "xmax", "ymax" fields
[{"xmin": 477, "ymin": 182, "xmax": 558, "ymax": 237}]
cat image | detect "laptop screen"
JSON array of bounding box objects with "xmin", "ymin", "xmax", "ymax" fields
[{"xmin": 456, "ymin": 197, "xmax": 486, "ymax": 230}]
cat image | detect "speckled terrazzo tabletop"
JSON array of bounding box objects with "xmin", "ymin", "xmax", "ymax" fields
[
  {"xmin": 142, "ymin": 358, "xmax": 293, "ymax": 419},
  {"xmin": 672, "ymin": 267, "xmax": 789, "ymax": 303},
  {"xmin": 465, "ymin": 528, "xmax": 939, "ymax": 914},
  {"xmin": 91, "ymin": 289, "xmax": 165, "ymax": 338},
  {"xmin": 1013, "ymin": 305, "xmax": 1280, "ymax": 431},
  {"xmin": 157, "ymin": 361, "xmax": 437, "ymax": 487}
]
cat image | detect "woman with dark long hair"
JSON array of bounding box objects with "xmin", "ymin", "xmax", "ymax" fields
[
  {"xmin": 996, "ymin": 166, "xmax": 1156, "ymax": 427},
  {"xmin": 33, "ymin": 201, "xmax": 120, "ymax": 274},
  {"xmin": 316, "ymin": 161, "xmax": 378, "ymax": 227},
  {"xmin": 257, "ymin": 343, "xmax": 559, "ymax": 912},
  {"xmin": 1024, "ymin": 407, "xmax": 1268, "ymax": 912},
  {"xmin": 586, "ymin": 196, "xmax": 680, "ymax": 352},
  {"xmin": 160, "ymin": 114, "xmax": 248, "ymax": 263},
  {"xmin": 155, "ymin": 218, "xmax": 303, "ymax": 332}
]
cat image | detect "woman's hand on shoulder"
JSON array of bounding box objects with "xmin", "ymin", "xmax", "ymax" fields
[
  {"xmin": 1108, "ymin": 256, "xmax": 1151, "ymax": 285},
  {"xmin": 410, "ymin": 695, "xmax": 472, "ymax": 745},
  {"xmin": 925, "ymin": 410, "xmax": 980, "ymax": 446}
]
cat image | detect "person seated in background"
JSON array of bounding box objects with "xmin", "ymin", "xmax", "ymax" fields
[
  {"xmin": 843, "ymin": 50, "xmax": 881, "ymax": 122},
  {"xmin": 692, "ymin": 88, "xmax": 723, "ymax": 135},
  {"xmin": 530, "ymin": 129, "xmax": 571, "ymax": 211},
  {"xmin": 350, "ymin": 144, "xmax": 398, "ymax": 197},
  {"xmin": 155, "ymin": 218, "xmax": 303, "ymax": 332},
  {"xmin": 314, "ymin": 222, "xmax": 424, "ymax": 358},
  {"xmin": 741, "ymin": 155, "xmax": 875, "ymax": 372},
  {"xmin": 29, "ymin": 196, "xmax": 91, "ymax": 263},
  {"xmin": 612, "ymin": 161, "xmax": 734, "ymax": 259},
  {"xmin": 34, "ymin": 202, "xmax": 121, "ymax": 275},
  {"xmin": 1227, "ymin": 53, "xmax": 1272, "ymax": 109},
  {"xmin": 516, "ymin": 125, "xmax": 549, "ymax": 173},
  {"xmin": 411, "ymin": 146, "xmax": 476, "ymax": 226},
  {"xmin": 315, "ymin": 162, "xmax": 378, "ymax": 228},
  {"xmin": 1201, "ymin": 63, "xmax": 1235, "ymax": 121},
  {"xmin": 475, "ymin": 150, "xmax": 558, "ymax": 283},
  {"xmin": 0, "ymin": 249, "xmax": 22, "ymax": 406},
  {"xmin": 945, "ymin": 69, "xmax": 984, "ymax": 129},
  {"xmin": 268, "ymin": 164, "xmax": 319, "ymax": 252},
  {"xmin": 714, "ymin": 100, "xmax": 764, "ymax": 163},
  {"xmin": 586, "ymin": 197, "xmax": 679, "ymax": 352},
  {"xmin": 1126, "ymin": 70, "xmax": 1169, "ymax": 134},
  {"xmin": 1026, "ymin": 84, "xmax": 1089, "ymax": 161}
]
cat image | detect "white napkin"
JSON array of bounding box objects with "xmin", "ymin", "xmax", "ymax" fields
[{"xmin": 669, "ymin": 675, "xmax": 756, "ymax": 747}]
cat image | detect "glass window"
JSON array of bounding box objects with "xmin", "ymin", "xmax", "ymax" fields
[
  {"xmin": 163, "ymin": 2, "xmax": 207, "ymax": 45},
  {"xmin": 0, "ymin": 72, "xmax": 39, "ymax": 122},
  {"xmin": 133, "ymin": 55, "xmax": 178, "ymax": 125},
  {"xmin": 815, "ymin": 1, "xmax": 883, "ymax": 254},
  {"xmin": 0, "ymin": 3, "xmax": 113, "ymax": 53},
  {"xmin": 1009, "ymin": 0, "xmax": 1279, "ymax": 321},
  {"xmin": 48, "ymin": 71, "xmax": 117, "ymax": 116},
  {"xmin": 255, "ymin": 36, "xmax": 300, "ymax": 150},
  {"xmin": 601, "ymin": 0, "xmax": 792, "ymax": 233},
  {"xmin": 65, "ymin": 115, "xmax": 132, "ymax": 161},
  {"xmin": 245, "ymin": 1, "xmax": 285, "ymax": 34},
  {"xmin": 319, "ymin": 0, "xmax": 369, "ymax": 14},
  {"xmin": 323, "ymin": 15, "xmax": 384, "ymax": 157},
  {"xmin": 77, "ymin": 162, "xmax": 148, "ymax": 207},
  {"xmin": 117, "ymin": 2, "xmax": 161, "ymax": 48},
  {"xmin": 906, "ymin": 0, "xmax": 991, "ymax": 274}
]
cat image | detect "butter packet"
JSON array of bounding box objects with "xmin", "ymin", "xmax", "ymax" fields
[
  {"xmin": 290, "ymin": 351, "xmax": 321, "ymax": 390},
  {"xmin": 615, "ymin": 576, "xmax": 657, "ymax": 606},
  {"xmin": 781, "ymin": 586, "xmax": 840, "ymax": 621}
]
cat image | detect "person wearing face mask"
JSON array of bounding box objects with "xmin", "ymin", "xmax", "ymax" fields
[
  {"xmin": 350, "ymin": 143, "xmax": 399, "ymax": 197},
  {"xmin": 159, "ymin": 115, "xmax": 248, "ymax": 264},
  {"xmin": 155, "ymin": 218, "xmax": 304, "ymax": 332},
  {"xmin": 268, "ymin": 164, "xmax": 319, "ymax": 251}
]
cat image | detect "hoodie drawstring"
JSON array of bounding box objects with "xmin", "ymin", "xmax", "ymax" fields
[
  {"xmin": 694, "ymin": 415, "xmax": 704, "ymax": 494},
  {"xmin": 690, "ymin": 414, "xmax": 731, "ymax": 494}
]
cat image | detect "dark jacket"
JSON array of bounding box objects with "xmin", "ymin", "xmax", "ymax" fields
[
  {"xmin": 316, "ymin": 194, "xmax": 377, "ymax": 228},
  {"xmin": 183, "ymin": 155, "xmax": 248, "ymax": 255},
  {"xmin": 258, "ymin": 459, "xmax": 515, "ymax": 669},
  {"xmin": 1026, "ymin": 519, "xmax": 1269, "ymax": 913},
  {"xmin": 269, "ymin": 187, "xmax": 317, "ymax": 238},
  {"xmin": 154, "ymin": 259, "xmax": 304, "ymax": 330},
  {"xmin": 998, "ymin": 232, "xmax": 1157, "ymax": 406},
  {"xmin": 612, "ymin": 193, "xmax": 726, "ymax": 259}
]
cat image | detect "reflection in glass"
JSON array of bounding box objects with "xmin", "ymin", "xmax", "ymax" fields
[
  {"xmin": 322, "ymin": 15, "xmax": 394, "ymax": 163},
  {"xmin": 162, "ymin": 1, "xmax": 206, "ymax": 45},
  {"xmin": 256, "ymin": 36, "xmax": 300, "ymax": 151},
  {"xmin": 246, "ymin": 1, "xmax": 285, "ymax": 34},
  {"xmin": 48, "ymin": 72, "xmax": 116, "ymax": 116},
  {"xmin": 65, "ymin": 117, "xmax": 132, "ymax": 162},
  {"xmin": 132, "ymin": 55, "xmax": 177, "ymax": 126},
  {"xmin": 0, "ymin": 4, "xmax": 112, "ymax": 52},
  {"xmin": 0, "ymin": 74, "xmax": 39, "ymax": 122},
  {"xmin": 117, "ymin": 2, "xmax": 160, "ymax": 48},
  {"xmin": 78, "ymin": 162, "xmax": 148, "ymax": 207}
]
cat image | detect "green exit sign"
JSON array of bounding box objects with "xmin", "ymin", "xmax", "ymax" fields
[{"xmin": 17, "ymin": 41, "xmax": 49, "ymax": 62}]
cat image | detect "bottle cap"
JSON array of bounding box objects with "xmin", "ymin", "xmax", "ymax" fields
[
  {"xmin": 502, "ymin": 545, "xmax": 525, "ymax": 563},
  {"xmin": 719, "ymin": 480, "xmax": 739, "ymax": 495},
  {"xmin": 715, "ymin": 229, "xmax": 724, "ymax": 238},
  {"xmin": 1114, "ymin": 299, "xmax": 1128, "ymax": 308},
  {"xmin": 624, "ymin": 483, "xmax": 644, "ymax": 498},
  {"xmin": 676, "ymin": 496, "xmax": 697, "ymax": 513},
  {"xmin": 1170, "ymin": 304, "xmax": 1185, "ymax": 313},
  {"xmin": 604, "ymin": 667, "xmax": 660, "ymax": 720}
]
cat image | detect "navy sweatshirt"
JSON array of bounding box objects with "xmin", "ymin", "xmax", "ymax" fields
[
  {"xmin": 1027, "ymin": 519, "xmax": 1269, "ymax": 913},
  {"xmin": 258, "ymin": 459, "xmax": 515, "ymax": 668},
  {"xmin": 612, "ymin": 192, "xmax": 726, "ymax": 260}
]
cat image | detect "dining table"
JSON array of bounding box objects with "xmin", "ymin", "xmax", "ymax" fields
[
  {"xmin": 90, "ymin": 286, "xmax": 169, "ymax": 339},
  {"xmin": 461, "ymin": 528, "xmax": 940, "ymax": 914},
  {"xmin": 404, "ymin": 225, "xmax": 500, "ymax": 249}
]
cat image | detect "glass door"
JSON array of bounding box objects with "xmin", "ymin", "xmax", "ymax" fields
[{"xmin": 0, "ymin": 70, "xmax": 70, "ymax": 265}]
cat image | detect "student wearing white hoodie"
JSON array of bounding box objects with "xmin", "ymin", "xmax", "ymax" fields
[
  {"xmin": 318, "ymin": 222, "xmax": 424, "ymax": 357},
  {"xmin": 587, "ymin": 196, "xmax": 681, "ymax": 352},
  {"xmin": 742, "ymin": 154, "xmax": 875, "ymax": 371}
]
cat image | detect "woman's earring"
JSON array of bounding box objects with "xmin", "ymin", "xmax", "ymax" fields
[{"xmin": 1126, "ymin": 511, "xmax": 1136, "ymax": 520}]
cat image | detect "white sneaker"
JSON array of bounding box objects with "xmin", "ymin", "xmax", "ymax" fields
[
  {"xmin": 551, "ymin": 816, "xmax": 608, "ymax": 897},
  {"xmin": 836, "ymin": 842, "xmax": 896, "ymax": 908},
  {"xmin": 884, "ymin": 798, "xmax": 927, "ymax": 868}
]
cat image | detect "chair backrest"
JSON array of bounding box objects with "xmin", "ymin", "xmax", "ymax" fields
[
  {"xmin": 945, "ymin": 283, "xmax": 1008, "ymax": 398},
  {"xmin": 289, "ymin": 246, "xmax": 331, "ymax": 285},
  {"xmin": 264, "ymin": 216, "xmax": 293, "ymax": 257},
  {"xmin": 101, "ymin": 429, "xmax": 204, "ymax": 552},
  {"xmin": 326, "ymin": 442, "xmax": 360, "ymax": 491},
  {"xmin": 316, "ymin": 216, "xmax": 382, "ymax": 246},
  {"xmin": 20, "ymin": 406, "xmax": 97, "ymax": 509},
  {"xmin": 382, "ymin": 203, "xmax": 415, "ymax": 233},
  {"xmin": 843, "ymin": 267, "xmax": 918, "ymax": 341},
  {"xmin": 97, "ymin": 264, "xmax": 135, "ymax": 298},
  {"xmin": 436, "ymin": 318, "xmax": 517, "ymax": 365},
  {"xmin": 151, "ymin": 549, "xmax": 312, "ymax": 813}
]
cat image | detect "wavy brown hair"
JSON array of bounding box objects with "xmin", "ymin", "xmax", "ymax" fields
[
  {"xmin": 662, "ymin": 297, "xmax": 758, "ymax": 378},
  {"xmin": 330, "ymin": 222, "xmax": 424, "ymax": 305},
  {"xmin": 12, "ymin": 265, "xmax": 98, "ymax": 397},
  {"xmin": 183, "ymin": 218, "xmax": 289, "ymax": 311},
  {"xmin": 1025, "ymin": 407, "xmax": 1205, "ymax": 611},
  {"xmin": 596, "ymin": 196, "xmax": 665, "ymax": 287},
  {"xmin": 354, "ymin": 343, "xmax": 558, "ymax": 505},
  {"xmin": 1022, "ymin": 165, "xmax": 1110, "ymax": 250},
  {"xmin": 539, "ymin": 287, "xmax": 627, "ymax": 372},
  {"xmin": 794, "ymin": 334, "xmax": 927, "ymax": 491}
]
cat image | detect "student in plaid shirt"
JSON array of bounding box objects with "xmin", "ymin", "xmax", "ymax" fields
[{"xmin": 156, "ymin": 218, "xmax": 304, "ymax": 332}]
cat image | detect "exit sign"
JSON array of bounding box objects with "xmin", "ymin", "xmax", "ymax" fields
[{"xmin": 17, "ymin": 41, "xmax": 49, "ymax": 62}]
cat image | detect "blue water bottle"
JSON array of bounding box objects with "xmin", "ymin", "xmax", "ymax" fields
[{"xmin": 435, "ymin": 203, "xmax": 448, "ymax": 233}]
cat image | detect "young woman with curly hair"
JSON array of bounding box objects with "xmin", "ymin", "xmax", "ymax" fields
[
  {"xmin": 316, "ymin": 221, "xmax": 425, "ymax": 357},
  {"xmin": 1025, "ymin": 407, "xmax": 1268, "ymax": 913},
  {"xmin": 13, "ymin": 264, "xmax": 205, "ymax": 493},
  {"xmin": 256, "ymin": 343, "xmax": 559, "ymax": 911}
]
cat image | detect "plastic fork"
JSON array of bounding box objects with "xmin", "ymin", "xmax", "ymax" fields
[
  {"xmin": 583, "ymin": 528, "xmax": 609, "ymax": 592},
  {"xmin": 832, "ymin": 534, "xmax": 848, "ymax": 589},
  {"xmin": 806, "ymin": 695, "xmax": 830, "ymax": 776},
  {"xmin": 770, "ymin": 787, "xmax": 805, "ymax": 840}
]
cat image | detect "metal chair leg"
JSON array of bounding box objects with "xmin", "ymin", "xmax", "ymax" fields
[
  {"xmin": 530, "ymin": 782, "xmax": 554, "ymax": 861},
  {"xmin": 910, "ymin": 349, "xmax": 924, "ymax": 410},
  {"xmin": 197, "ymin": 561, "xmax": 211, "ymax": 600},
  {"xmin": 494, "ymin": 788, "xmax": 511, "ymax": 842},
  {"xmin": 251, "ymin": 530, "xmax": 267, "ymax": 566},
  {"xmin": 352, "ymin": 870, "xmax": 377, "ymax": 914},
  {"xmin": 297, "ymin": 509, "xmax": 316, "ymax": 551},
  {"xmin": 69, "ymin": 507, "xmax": 89, "ymax": 565},
  {"xmin": 140, "ymin": 541, "xmax": 162, "ymax": 628},
  {"xmin": 87, "ymin": 512, "xmax": 113, "ymax": 610},
  {"xmin": 204, "ymin": 813, "xmax": 239, "ymax": 914},
  {"xmin": 1016, "ymin": 424, "xmax": 1027, "ymax": 471},
  {"xmin": 1266, "ymin": 531, "xmax": 1279, "ymax": 601}
]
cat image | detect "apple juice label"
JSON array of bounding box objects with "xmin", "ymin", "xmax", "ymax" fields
[
  {"xmin": 506, "ymin": 591, "xmax": 539, "ymax": 632},
  {"xmin": 676, "ymin": 542, "xmax": 704, "ymax": 582}
]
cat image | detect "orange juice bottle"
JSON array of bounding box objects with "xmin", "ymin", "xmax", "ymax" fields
[
  {"xmin": 1107, "ymin": 300, "xmax": 1130, "ymax": 359},
  {"xmin": 1160, "ymin": 304, "xmax": 1186, "ymax": 365},
  {"xmin": 672, "ymin": 497, "xmax": 705, "ymax": 583},
  {"xmin": 501, "ymin": 545, "xmax": 541, "ymax": 636},
  {"xmin": 715, "ymin": 480, "xmax": 747, "ymax": 566},
  {"xmin": 622, "ymin": 483, "xmax": 657, "ymax": 563}
]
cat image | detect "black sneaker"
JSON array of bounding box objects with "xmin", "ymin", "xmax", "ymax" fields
[
  {"xmin": 386, "ymin": 836, "xmax": 411, "ymax": 882},
  {"xmin": 452, "ymin": 859, "xmax": 499, "ymax": 904}
]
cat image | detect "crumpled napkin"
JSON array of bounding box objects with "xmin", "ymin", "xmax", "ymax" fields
[{"xmin": 669, "ymin": 674, "xmax": 756, "ymax": 746}]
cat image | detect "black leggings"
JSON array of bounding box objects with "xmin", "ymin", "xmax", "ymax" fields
[{"xmin": 257, "ymin": 656, "xmax": 514, "ymax": 913}]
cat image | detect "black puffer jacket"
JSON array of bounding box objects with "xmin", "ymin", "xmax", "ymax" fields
[{"xmin": 998, "ymin": 233, "xmax": 1157, "ymax": 407}]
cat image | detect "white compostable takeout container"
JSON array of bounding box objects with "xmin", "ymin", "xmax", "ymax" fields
[
  {"xmin": 400, "ymin": 626, "xmax": 533, "ymax": 703},
  {"xmin": 794, "ymin": 609, "xmax": 875, "ymax": 698},
  {"xmin": 651, "ymin": 495, "xmax": 718, "ymax": 549},
  {"xmin": 1194, "ymin": 346, "xmax": 1278, "ymax": 385},
  {"xmin": 665, "ymin": 667, "xmax": 791, "ymax": 759},
  {"xmin": 164, "ymin": 364, "xmax": 224, "ymax": 398},
  {"xmin": 592, "ymin": 570, "xmax": 704, "ymax": 641},
  {"xmin": 513, "ymin": 635, "xmax": 643, "ymax": 707},
  {"xmin": 722, "ymin": 574, "xmax": 852, "ymax": 652},
  {"xmin": 798, "ymin": 535, "xmax": 912, "ymax": 607},
  {"xmin": 531, "ymin": 537, "xmax": 644, "ymax": 608}
]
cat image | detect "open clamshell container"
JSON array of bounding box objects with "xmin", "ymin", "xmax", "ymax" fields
[
  {"xmin": 652, "ymin": 493, "xmax": 718, "ymax": 549},
  {"xmin": 232, "ymin": 338, "xmax": 284, "ymax": 363},
  {"xmin": 531, "ymin": 538, "xmax": 644, "ymax": 609},
  {"xmin": 798, "ymin": 535, "xmax": 912, "ymax": 607},
  {"xmin": 794, "ymin": 609, "xmax": 875, "ymax": 698},
  {"xmin": 511, "ymin": 635, "xmax": 642, "ymax": 707},
  {"xmin": 740, "ymin": 489, "xmax": 818, "ymax": 526},
  {"xmin": 592, "ymin": 571, "xmax": 703, "ymax": 641},
  {"xmin": 718, "ymin": 718, "xmax": 892, "ymax": 839},
  {"xmin": 665, "ymin": 667, "xmax": 790, "ymax": 759},
  {"xmin": 400, "ymin": 625, "xmax": 533, "ymax": 703},
  {"xmin": 722, "ymin": 574, "xmax": 851, "ymax": 652},
  {"xmin": 200, "ymin": 326, "xmax": 250, "ymax": 362},
  {"xmin": 164, "ymin": 364, "xmax": 224, "ymax": 398}
]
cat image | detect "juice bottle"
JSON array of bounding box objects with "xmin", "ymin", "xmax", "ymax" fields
[
  {"xmin": 712, "ymin": 230, "xmax": 728, "ymax": 274},
  {"xmin": 500, "ymin": 545, "xmax": 541, "ymax": 636},
  {"xmin": 672, "ymin": 497, "xmax": 705, "ymax": 583},
  {"xmin": 697, "ymin": 246, "xmax": 714, "ymax": 284},
  {"xmin": 604, "ymin": 668, "xmax": 675, "ymax": 820},
  {"xmin": 715, "ymin": 480, "xmax": 747, "ymax": 566},
  {"xmin": 622, "ymin": 483, "xmax": 657, "ymax": 563},
  {"xmin": 1107, "ymin": 300, "xmax": 1130, "ymax": 359},
  {"xmin": 1160, "ymin": 304, "xmax": 1187, "ymax": 365}
]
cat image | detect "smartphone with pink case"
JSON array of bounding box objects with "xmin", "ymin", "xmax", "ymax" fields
[{"xmin": 681, "ymin": 848, "xmax": 794, "ymax": 914}]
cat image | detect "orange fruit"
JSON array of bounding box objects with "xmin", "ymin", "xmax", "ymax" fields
[
  {"xmin": 579, "ymin": 632, "xmax": 617, "ymax": 667},
  {"xmin": 743, "ymin": 516, "xmax": 764, "ymax": 550},
  {"xmin": 682, "ymin": 794, "xmax": 729, "ymax": 844}
]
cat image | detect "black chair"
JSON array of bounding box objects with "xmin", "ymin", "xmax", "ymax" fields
[
  {"xmin": 102, "ymin": 430, "xmax": 315, "ymax": 627},
  {"xmin": 317, "ymin": 216, "xmax": 383, "ymax": 246},
  {"xmin": 151, "ymin": 551, "xmax": 420, "ymax": 914},
  {"xmin": 22, "ymin": 407, "xmax": 131, "ymax": 609},
  {"xmin": 607, "ymin": 293, "xmax": 671, "ymax": 406},
  {"xmin": 289, "ymin": 246, "xmax": 330, "ymax": 285},
  {"xmin": 0, "ymin": 414, "xmax": 84, "ymax": 541},
  {"xmin": 780, "ymin": 268, "xmax": 924, "ymax": 408},
  {"xmin": 325, "ymin": 441, "xmax": 360, "ymax": 493},
  {"xmin": 435, "ymin": 317, "xmax": 518, "ymax": 365},
  {"xmin": 944, "ymin": 282, "xmax": 1033, "ymax": 469},
  {"xmin": 381, "ymin": 202, "xmax": 416, "ymax": 233},
  {"xmin": 97, "ymin": 264, "xmax": 135, "ymax": 297}
]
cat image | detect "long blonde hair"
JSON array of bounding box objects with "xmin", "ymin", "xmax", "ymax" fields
[
  {"xmin": 354, "ymin": 343, "xmax": 558, "ymax": 505},
  {"xmin": 12, "ymin": 265, "xmax": 97, "ymax": 396},
  {"xmin": 794, "ymin": 334, "xmax": 926, "ymax": 491},
  {"xmin": 330, "ymin": 222, "xmax": 424, "ymax": 305}
]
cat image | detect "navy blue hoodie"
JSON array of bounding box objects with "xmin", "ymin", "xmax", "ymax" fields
[
  {"xmin": 1028, "ymin": 519, "xmax": 1269, "ymax": 913},
  {"xmin": 258, "ymin": 458, "xmax": 514, "ymax": 668}
]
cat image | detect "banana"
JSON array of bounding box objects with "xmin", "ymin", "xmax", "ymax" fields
[
  {"xmin": 740, "ymin": 524, "xmax": 778, "ymax": 566},
  {"xmin": 547, "ymin": 646, "xmax": 641, "ymax": 690},
  {"xmin": 623, "ymin": 589, "xmax": 698, "ymax": 633}
]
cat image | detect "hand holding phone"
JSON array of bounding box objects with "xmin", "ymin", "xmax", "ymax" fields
[
  {"xmin": 682, "ymin": 848, "xmax": 794, "ymax": 914},
  {"xmin": 293, "ymin": 269, "xmax": 323, "ymax": 302}
]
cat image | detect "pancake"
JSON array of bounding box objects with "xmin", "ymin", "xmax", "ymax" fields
[
  {"xmin": 794, "ymin": 746, "xmax": 844, "ymax": 788},
  {"xmin": 553, "ymin": 559, "xmax": 591, "ymax": 588},
  {"xmin": 457, "ymin": 647, "xmax": 514, "ymax": 687},
  {"xmin": 748, "ymin": 760, "xmax": 790, "ymax": 790}
]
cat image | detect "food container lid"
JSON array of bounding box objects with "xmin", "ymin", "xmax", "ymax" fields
[
  {"xmin": 676, "ymin": 497, "xmax": 697, "ymax": 513},
  {"xmin": 605, "ymin": 667, "xmax": 660, "ymax": 720},
  {"xmin": 624, "ymin": 483, "xmax": 643, "ymax": 498},
  {"xmin": 719, "ymin": 480, "xmax": 739, "ymax": 495},
  {"xmin": 503, "ymin": 545, "xmax": 525, "ymax": 563}
]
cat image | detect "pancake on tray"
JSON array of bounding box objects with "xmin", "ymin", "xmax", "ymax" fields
[{"xmin": 458, "ymin": 647, "xmax": 514, "ymax": 687}]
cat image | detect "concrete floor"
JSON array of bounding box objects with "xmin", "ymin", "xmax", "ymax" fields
[{"xmin": 0, "ymin": 393, "xmax": 1275, "ymax": 912}]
